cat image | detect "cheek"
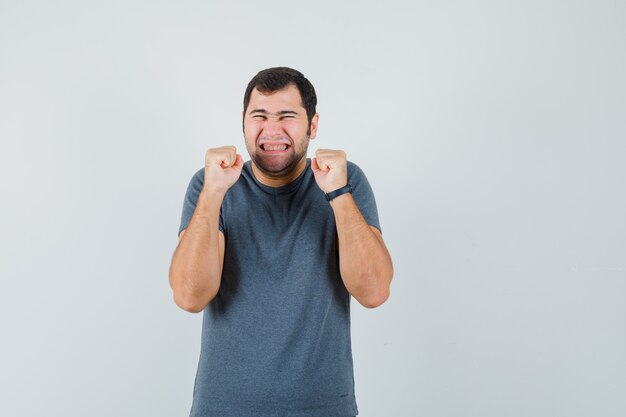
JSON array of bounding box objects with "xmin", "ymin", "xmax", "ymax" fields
[{"xmin": 282, "ymin": 122, "xmax": 306, "ymax": 137}]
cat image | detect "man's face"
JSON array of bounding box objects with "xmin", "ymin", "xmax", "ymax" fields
[{"xmin": 243, "ymin": 84, "xmax": 318, "ymax": 177}]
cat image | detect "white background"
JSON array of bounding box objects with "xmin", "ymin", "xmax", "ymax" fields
[{"xmin": 1, "ymin": 1, "xmax": 625, "ymax": 416}]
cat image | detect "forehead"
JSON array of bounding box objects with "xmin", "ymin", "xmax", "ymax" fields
[{"xmin": 247, "ymin": 84, "xmax": 304, "ymax": 113}]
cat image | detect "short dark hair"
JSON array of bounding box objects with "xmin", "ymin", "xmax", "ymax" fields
[{"xmin": 243, "ymin": 67, "xmax": 317, "ymax": 127}]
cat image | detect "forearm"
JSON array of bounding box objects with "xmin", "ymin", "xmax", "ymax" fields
[
  {"xmin": 169, "ymin": 190, "xmax": 224, "ymax": 312},
  {"xmin": 331, "ymin": 194, "xmax": 393, "ymax": 308}
]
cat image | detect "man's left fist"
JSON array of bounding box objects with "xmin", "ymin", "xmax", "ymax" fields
[{"xmin": 311, "ymin": 149, "xmax": 348, "ymax": 193}]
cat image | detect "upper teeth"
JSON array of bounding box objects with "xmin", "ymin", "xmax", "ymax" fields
[{"xmin": 264, "ymin": 144, "xmax": 287, "ymax": 151}]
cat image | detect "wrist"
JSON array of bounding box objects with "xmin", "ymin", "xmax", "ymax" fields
[
  {"xmin": 200, "ymin": 187, "xmax": 226, "ymax": 202},
  {"xmin": 328, "ymin": 191, "xmax": 355, "ymax": 211},
  {"xmin": 324, "ymin": 183, "xmax": 352, "ymax": 202}
]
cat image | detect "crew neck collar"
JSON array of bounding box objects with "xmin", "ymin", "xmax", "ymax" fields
[{"xmin": 245, "ymin": 158, "xmax": 311, "ymax": 195}]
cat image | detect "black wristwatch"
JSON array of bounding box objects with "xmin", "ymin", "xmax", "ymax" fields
[{"xmin": 325, "ymin": 184, "xmax": 353, "ymax": 202}]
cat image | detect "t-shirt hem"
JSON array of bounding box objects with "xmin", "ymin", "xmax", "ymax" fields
[{"xmin": 190, "ymin": 402, "xmax": 358, "ymax": 417}]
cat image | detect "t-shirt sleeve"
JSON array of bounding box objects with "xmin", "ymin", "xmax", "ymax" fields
[
  {"xmin": 347, "ymin": 161, "xmax": 382, "ymax": 233},
  {"xmin": 178, "ymin": 168, "xmax": 225, "ymax": 237}
]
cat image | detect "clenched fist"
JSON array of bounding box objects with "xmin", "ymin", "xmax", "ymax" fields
[
  {"xmin": 204, "ymin": 146, "xmax": 244, "ymax": 195},
  {"xmin": 311, "ymin": 149, "xmax": 348, "ymax": 193}
]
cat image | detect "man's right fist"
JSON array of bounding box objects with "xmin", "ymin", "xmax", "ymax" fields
[{"xmin": 203, "ymin": 146, "xmax": 244, "ymax": 195}]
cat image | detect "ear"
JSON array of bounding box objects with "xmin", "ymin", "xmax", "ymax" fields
[{"xmin": 309, "ymin": 113, "xmax": 319, "ymax": 139}]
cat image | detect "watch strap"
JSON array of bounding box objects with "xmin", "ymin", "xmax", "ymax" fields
[{"xmin": 325, "ymin": 184, "xmax": 353, "ymax": 201}]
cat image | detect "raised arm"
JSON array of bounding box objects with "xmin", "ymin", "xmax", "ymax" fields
[
  {"xmin": 311, "ymin": 150, "xmax": 393, "ymax": 308},
  {"xmin": 169, "ymin": 146, "xmax": 243, "ymax": 313}
]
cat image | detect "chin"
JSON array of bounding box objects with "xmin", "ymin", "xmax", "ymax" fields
[
  {"xmin": 253, "ymin": 153, "xmax": 305, "ymax": 177},
  {"xmin": 256, "ymin": 160, "xmax": 297, "ymax": 177}
]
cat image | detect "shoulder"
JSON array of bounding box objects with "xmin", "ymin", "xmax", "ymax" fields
[
  {"xmin": 186, "ymin": 167, "xmax": 205, "ymax": 191},
  {"xmin": 346, "ymin": 160, "xmax": 360, "ymax": 169},
  {"xmin": 345, "ymin": 160, "xmax": 377, "ymax": 197},
  {"xmin": 193, "ymin": 167, "xmax": 204, "ymax": 180},
  {"xmin": 346, "ymin": 160, "xmax": 368, "ymax": 179}
]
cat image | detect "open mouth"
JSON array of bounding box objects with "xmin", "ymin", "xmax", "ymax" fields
[{"xmin": 260, "ymin": 143, "xmax": 291, "ymax": 151}]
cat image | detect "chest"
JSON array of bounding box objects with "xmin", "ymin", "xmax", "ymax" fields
[{"xmin": 223, "ymin": 181, "xmax": 336, "ymax": 261}]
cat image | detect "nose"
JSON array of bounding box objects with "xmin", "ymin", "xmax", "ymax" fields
[{"xmin": 263, "ymin": 117, "xmax": 283, "ymax": 137}]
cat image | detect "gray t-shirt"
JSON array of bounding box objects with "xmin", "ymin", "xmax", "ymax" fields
[{"xmin": 178, "ymin": 158, "xmax": 380, "ymax": 417}]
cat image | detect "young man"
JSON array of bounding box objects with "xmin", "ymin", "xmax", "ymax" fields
[{"xmin": 169, "ymin": 67, "xmax": 393, "ymax": 417}]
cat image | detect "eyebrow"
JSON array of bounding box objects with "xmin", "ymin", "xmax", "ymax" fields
[{"xmin": 248, "ymin": 109, "xmax": 299, "ymax": 116}]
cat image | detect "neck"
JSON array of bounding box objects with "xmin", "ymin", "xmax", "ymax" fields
[{"xmin": 251, "ymin": 157, "xmax": 308, "ymax": 188}]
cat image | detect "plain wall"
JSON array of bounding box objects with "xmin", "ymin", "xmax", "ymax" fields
[{"xmin": 1, "ymin": 1, "xmax": 624, "ymax": 416}]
